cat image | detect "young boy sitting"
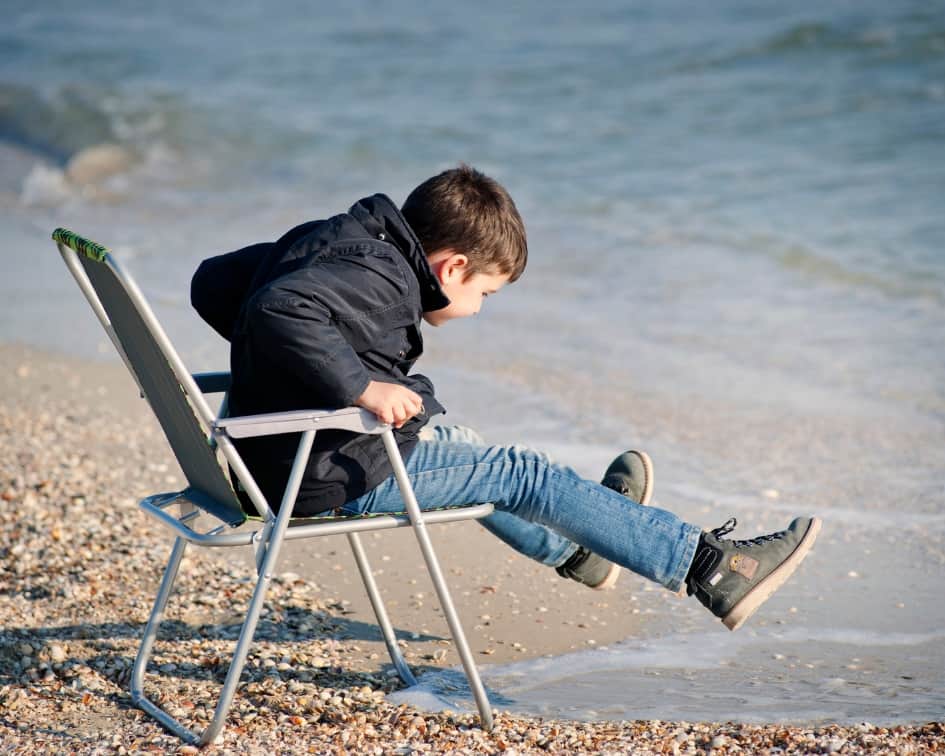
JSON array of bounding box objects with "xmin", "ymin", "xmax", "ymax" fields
[{"xmin": 191, "ymin": 164, "xmax": 821, "ymax": 631}]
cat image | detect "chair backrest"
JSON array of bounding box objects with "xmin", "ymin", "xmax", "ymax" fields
[{"xmin": 52, "ymin": 228, "xmax": 246, "ymax": 525}]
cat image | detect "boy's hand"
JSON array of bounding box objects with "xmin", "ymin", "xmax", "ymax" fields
[{"xmin": 355, "ymin": 380, "xmax": 424, "ymax": 428}]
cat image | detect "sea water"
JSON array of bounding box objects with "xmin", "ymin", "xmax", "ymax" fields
[{"xmin": 2, "ymin": 0, "xmax": 943, "ymax": 724}]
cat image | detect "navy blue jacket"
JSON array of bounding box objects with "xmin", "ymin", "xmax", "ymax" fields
[{"xmin": 191, "ymin": 194, "xmax": 449, "ymax": 515}]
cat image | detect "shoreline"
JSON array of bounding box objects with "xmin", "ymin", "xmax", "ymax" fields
[{"xmin": 1, "ymin": 341, "xmax": 942, "ymax": 753}]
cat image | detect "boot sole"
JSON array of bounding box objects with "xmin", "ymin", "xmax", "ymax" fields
[
  {"xmin": 635, "ymin": 450, "xmax": 654, "ymax": 506},
  {"xmin": 721, "ymin": 516, "xmax": 822, "ymax": 631},
  {"xmin": 591, "ymin": 562, "xmax": 621, "ymax": 590}
]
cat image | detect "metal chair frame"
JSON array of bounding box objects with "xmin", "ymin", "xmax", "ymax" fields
[{"xmin": 52, "ymin": 228, "xmax": 494, "ymax": 745}]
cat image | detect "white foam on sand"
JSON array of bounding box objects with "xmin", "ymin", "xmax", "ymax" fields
[{"xmin": 389, "ymin": 626, "xmax": 945, "ymax": 724}]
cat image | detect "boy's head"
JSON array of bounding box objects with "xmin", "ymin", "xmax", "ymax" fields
[{"xmin": 402, "ymin": 164, "xmax": 527, "ymax": 283}]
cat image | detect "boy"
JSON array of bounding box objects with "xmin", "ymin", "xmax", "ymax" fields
[{"xmin": 191, "ymin": 165, "xmax": 820, "ymax": 631}]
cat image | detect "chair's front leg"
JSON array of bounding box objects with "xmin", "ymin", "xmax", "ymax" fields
[
  {"xmin": 198, "ymin": 428, "xmax": 316, "ymax": 746},
  {"xmin": 379, "ymin": 429, "xmax": 494, "ymax": 731}
]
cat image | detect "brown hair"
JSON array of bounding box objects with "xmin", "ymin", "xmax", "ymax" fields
[{"xmin": 401, "ymin": 164, "xmax": 527, "ymax": 282}]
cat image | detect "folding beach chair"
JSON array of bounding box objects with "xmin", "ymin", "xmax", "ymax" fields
[{"xmin": 52, "ymin": 228, "xmax": 495, "ymax": 745}]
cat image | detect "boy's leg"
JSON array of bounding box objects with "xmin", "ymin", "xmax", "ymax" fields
[
  {"xmin": 343, "ymin": 438, "xmax": 698, "ymax": 592},
  {"xmin": 344, "ymin": 438, "xmax": 821, "ymax": 629},
  {"xmin": 416, "ymin": 427, "xmax": 654, "ymax": 589},
  {"xmin": 417, "ymin": 425, "xmax": 578, "ymax": 567},
  {"xmin": 554, "ymin": 450, "xmax": 653, "ymax": 590}
]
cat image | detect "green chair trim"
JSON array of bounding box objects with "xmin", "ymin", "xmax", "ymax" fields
[{"xmin": 52, "ymin": 228, "xmax": 109, "ymax": 262}]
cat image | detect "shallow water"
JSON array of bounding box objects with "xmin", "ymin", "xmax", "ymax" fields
[
  {"xmin": 2, "ymin": 0, "xmax": 943, "ymax": 724},
  {"xmin": 391, "ymin": 627, "xmax": 945, "ymax": 725}
]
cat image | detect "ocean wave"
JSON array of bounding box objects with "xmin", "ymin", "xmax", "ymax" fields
[
  {"xmin": 0, "ymin": 81, "xmax": 241, "ymax": 206},
  {"xmin": 760, "ymin": 18, "xmax": 945, "ymax": 59},
  {"xmin": 0, "ymin": 82, "xmax": 118, "ymax": 163},
  {"xmin": 673, "ymin": 14, "xmax": 945, "ymax": 76},
  {"xmin": 0, "ymin": 84, "xmax": 148, "ymax": 205}
]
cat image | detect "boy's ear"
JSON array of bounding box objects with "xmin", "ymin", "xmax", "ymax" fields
[{"xmin": 429, "ymin": 249, "xmax": 470, "ymax": 283}]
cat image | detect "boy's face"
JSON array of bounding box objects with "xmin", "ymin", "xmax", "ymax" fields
[{"xmin": 423, "ymin": 250, "xmax": 509, "ymax": 327}]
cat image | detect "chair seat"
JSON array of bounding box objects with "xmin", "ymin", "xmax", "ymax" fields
[{"xmin": 141, "ymin": 487, "xmax": 494, "ymax": 547}]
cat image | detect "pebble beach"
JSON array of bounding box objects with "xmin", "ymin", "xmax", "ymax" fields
[{"xmin": 2, "ymin": 348, "xmax": 943, "ymax": 754}]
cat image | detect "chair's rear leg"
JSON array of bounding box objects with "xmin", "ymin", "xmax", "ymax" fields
[
  {"xmin": 131, "ymin": 535, "xmax": 202, "ymax": 743},
  {"xmin": 347, "ymin": 532, "xmax": 418, "ymax": 686}
]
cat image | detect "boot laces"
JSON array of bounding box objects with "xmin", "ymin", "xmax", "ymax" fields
[{"xmin": 711, "ymin": 517, "xmax": 786, "ymax": 548}]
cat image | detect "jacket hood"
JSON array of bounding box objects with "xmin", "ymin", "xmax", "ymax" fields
[{"xmin": 348, "ymin": 194, "xmax": 451, "ymax": 313}]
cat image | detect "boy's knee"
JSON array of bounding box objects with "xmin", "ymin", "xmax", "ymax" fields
[
  {"xmin": 505, "ymin": 443, "xmax": 555, "ymax": 468},
  {"xmin": 452, "ymin": 425, "xmax": 486, "ymax": 445},
  {"xmin": 420, "ymin": 424, "xmax": 486, "ymax": 445}
]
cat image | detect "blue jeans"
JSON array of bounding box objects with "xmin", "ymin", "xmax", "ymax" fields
[
  {"xmin": 342, "ymin": 425, "xmax": 701, "ymax": 592},
  {"xmin": 423, "ymin": 426, "xmax": 578, "ymax": 568}
]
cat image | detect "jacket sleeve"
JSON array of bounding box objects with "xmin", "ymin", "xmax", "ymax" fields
[
  {"xmin": 247, "ymin": 292, "xmax": 372, "ymax": 408},
  {"xmin": 191, "ymin": 242, "xmax": 273, "ymax": 341}
]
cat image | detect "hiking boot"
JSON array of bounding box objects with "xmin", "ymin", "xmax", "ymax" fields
[
  {"xmin": 601, "ymin": 450, "xmax": 654, "ymax": 506},
  {"xmin": 555, "ymin": 547, "xmax": 622, "ymax": 590},
  {"xmin": 686, "ymin": 516, "xmax": 822, "ymax": 631},
  {"xmin": 556, "ymin": 450, "xmax": 654, "ymax": 590}
]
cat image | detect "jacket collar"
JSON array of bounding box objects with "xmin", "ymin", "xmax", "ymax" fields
[{"xmin": 348, "ymin": 194, "xmax": 451, "ymax": 313}]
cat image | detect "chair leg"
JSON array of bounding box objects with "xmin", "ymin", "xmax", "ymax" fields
[
  {"xmin": 132, "ymin": 430, "xmax": 317, "ymax": 746},
  {"xmin": 131, "ymin": 533, "xmax": 289, "ymax": 746},
  {"xmin": 380, "ymin": 430, "xmax": 495, "ymax": 731},
  {"xmin": 130, "ymin": 535, "xmax": 203, "ymax": 743},
  {"xmin": 197, "ymin": 430, "xmax": 317, "ymax": 746},
  {"xmin": 347, "ymin": 532, "xmax": 418, "ymax": 686}
]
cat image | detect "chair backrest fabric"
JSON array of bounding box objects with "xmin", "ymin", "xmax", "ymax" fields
[{"xmin": 53, "ymin": 229, "xmax": 245, "ymax": 525}]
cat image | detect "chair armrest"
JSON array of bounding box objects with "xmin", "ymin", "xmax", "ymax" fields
[
  {"xmin": 193, "ymin": 371, "xmax": 232, "ymax": 393},
  {"xmin": 214, "ymin": 406, "xmax": 386, "ymax": 438}
]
